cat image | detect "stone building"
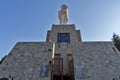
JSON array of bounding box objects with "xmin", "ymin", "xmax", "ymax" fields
[{"xmin": 0, "ymin": 4, "xmax": 120, "ymax": 80}]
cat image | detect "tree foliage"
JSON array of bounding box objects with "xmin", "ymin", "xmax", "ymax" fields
[{"xmin": 112, "ymin": 33, "xmax": 120, "ymax": 51}]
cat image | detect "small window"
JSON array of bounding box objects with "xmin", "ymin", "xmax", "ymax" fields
[{"xmin": 57, "ymin": 33, "xmax": 70, "ymax": 43}]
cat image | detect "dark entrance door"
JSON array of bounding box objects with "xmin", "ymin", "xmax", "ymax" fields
[
  {"xmin": 69, "ymin": 58, "xmax": 75, "ymax": 80},
  {"xmin": 51, "ymin": 58, "xmax": 63, "ymax": 80}
]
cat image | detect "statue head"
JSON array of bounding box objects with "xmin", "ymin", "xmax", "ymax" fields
[{"xmin": 61, "ymin": 4, "xmax": 68, "ymax": 9}]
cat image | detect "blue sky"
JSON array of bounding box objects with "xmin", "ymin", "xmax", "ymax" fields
[{"xmin": 0, "ymin": 0, "xmax": 120, "ymax": 60}]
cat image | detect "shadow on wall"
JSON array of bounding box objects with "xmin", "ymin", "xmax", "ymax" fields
[
  {"xmin": 0, "ymin": 55, "xmax": 7, "ymax": 64},
  {"xmin": 0, "ymin": 78, "xmax": 8, "ymax": 80}
]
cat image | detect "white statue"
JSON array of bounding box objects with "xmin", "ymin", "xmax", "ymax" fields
[{"xmin": 58, "ymin": 4, "xmax": 68, "ymax": 24}]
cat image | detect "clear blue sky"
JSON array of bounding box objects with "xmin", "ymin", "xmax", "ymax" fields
[{"xmin": 0, "ymin": 0, "xmax": 120, "ymax": 60}]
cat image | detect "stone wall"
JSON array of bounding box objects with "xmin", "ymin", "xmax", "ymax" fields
[
  {"xmin": 72, "ymin": 42, "xmax": 120, "ymax": 80},
  {"xmin": 46, "ymin": 24, "xmax": 82, "ymax": 43},
  {"xmin": 1, "ymin": 24, "xmax": 120, "ymax": 80},
  {"xmin": 0, "ymin": 42, "xmax": 53, "ymax": 80}
]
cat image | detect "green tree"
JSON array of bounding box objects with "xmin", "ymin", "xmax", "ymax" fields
[{"xmin": 112, "ymin": 33, "xmax": 120, "ymax": 51}]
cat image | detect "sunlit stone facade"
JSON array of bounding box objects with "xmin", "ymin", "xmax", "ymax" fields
[{"xmin": 0, "ymin": 4, "xmax": 120, "ymax": 80}]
